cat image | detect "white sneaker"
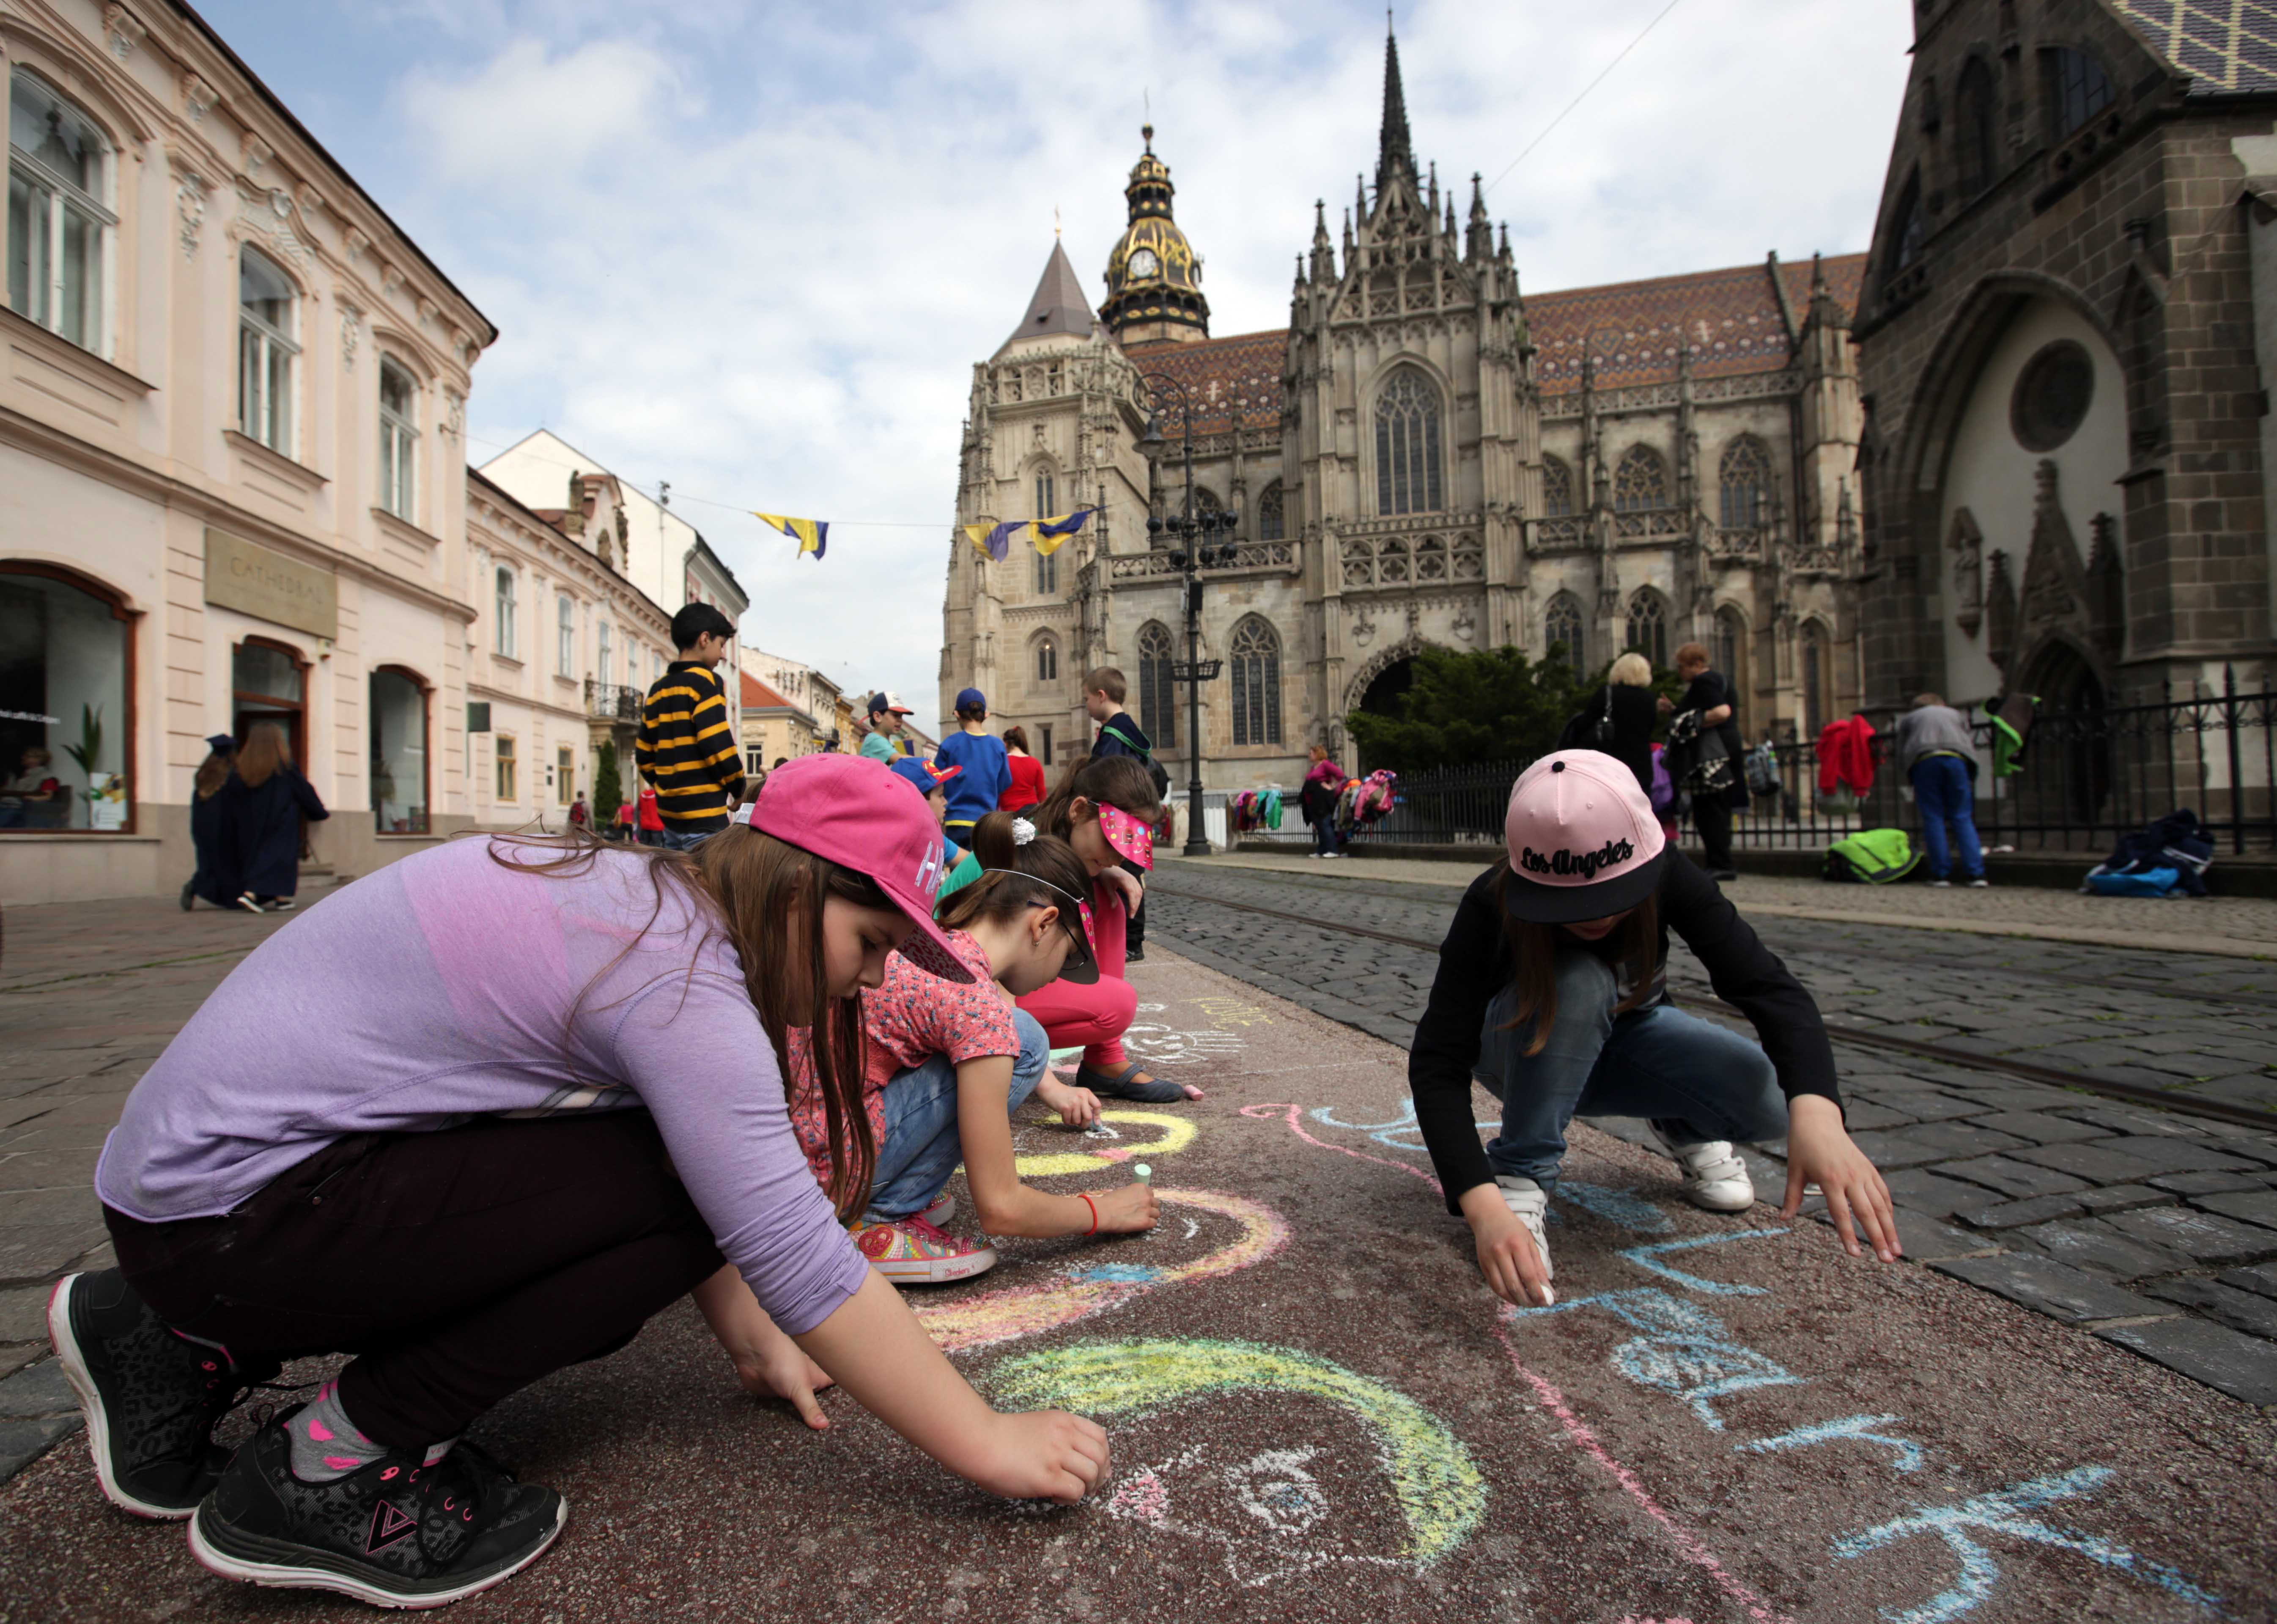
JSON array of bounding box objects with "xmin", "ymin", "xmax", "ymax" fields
[
  {"xmin": 1649, "ymin": 1127, "xmax": 1756, "ymax": 1212},
  {"xmin": 1967, "ymin": 877, "xmax": 1990, "ymax": 888},
  {"xmin": 1926, "ymin": 879, "xmax": 1951, "ymax": 889},
  {"xmin": 1494, "ymin": 1175, "xmax": 1554, "ymax": 1299}
]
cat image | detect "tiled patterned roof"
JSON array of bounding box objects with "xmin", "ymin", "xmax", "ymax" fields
[
  {"xmin": 2112, "ymin": 0, "xmax": 2277, "ymax": 95},
  {"xmin": 1529, "ymin": 253, "xmax": 1867, "ymax": 393},
  {"xmin": 1110, "ymin": 253, "xmax": 1868, "ymax": 422},
  {"xmin": 1122, "ymin": 329, "xmax": 1286, "ymax": 435}
]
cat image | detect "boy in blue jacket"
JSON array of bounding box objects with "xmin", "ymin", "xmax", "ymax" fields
[{"xmin": 933, "ymin": 688, "xmax": 1011, "ymax": 843}]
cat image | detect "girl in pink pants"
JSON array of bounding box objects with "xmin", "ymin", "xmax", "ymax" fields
[{"xmin": 1015, "ymin": 757, "xmax": 1202, "ymax": 1103}]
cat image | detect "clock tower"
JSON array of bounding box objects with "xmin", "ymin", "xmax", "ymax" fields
[{"xmin": 1101, "ymin": 126, "xmax": 1209, "ymax": 346}]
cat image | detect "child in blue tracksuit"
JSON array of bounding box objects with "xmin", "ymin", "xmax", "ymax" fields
[{"xmin": 933, "ymin": 687, "xmax": 1012, "ymax": 843}]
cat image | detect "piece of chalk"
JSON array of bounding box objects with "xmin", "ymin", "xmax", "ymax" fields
[{"xmin": 1134, "ymin": 1163, "xmax": 1152, "ymax": 1185}]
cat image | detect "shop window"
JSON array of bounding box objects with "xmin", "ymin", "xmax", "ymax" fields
[
  {"xmin": 369, "ymin": 667, "xmax": 428, "ymax": 834},
  {"xmin": 238, "ymin": 247, "xmax": 297, "ymax": 455},
  {"xmin": 232, "ymin": 639, "xmax": 305, "ymax": 770},
  {"xmin": 0, "ymin": 565, "xmax": 132, "ymax": 831},
  {"xmin": 495, "ymin": 735, "xmax": 517, "ymax": 802},
  {"xmin": 7, "ymin": 69, "xmax": 115, "ymax": 357}
]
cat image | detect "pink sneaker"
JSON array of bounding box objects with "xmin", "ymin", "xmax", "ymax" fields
[{"xmin": 850, "ymin": 1217, "xmax": 997, "ymax": 1284}]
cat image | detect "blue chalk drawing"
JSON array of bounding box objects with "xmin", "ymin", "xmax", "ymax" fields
[
  {"xmin": 1509, "ymin": 1287, "xmax": 1804, "ymax": 1430},
  {"xmin": 1833, "ymin": 1467, "xmax": 2227, "ymax": 1624},
  {"xmin": 1306, "ymin": 1105, "xmax": 1673, "ymax": 1232},
  {"xmin": 1069, "ymin": 1264, "xmax": 1166, "ymax": 1284},
  {"xmin": 1617, "ymin": 1229, "xmax": 1791, "ymax": 1296},
  {"xmin": 1742, "ymin": 1413, "xmax": 1925, "ymax": 1473}
]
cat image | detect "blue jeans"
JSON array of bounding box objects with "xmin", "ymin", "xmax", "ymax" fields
[
  {"xmin": 1475, "ymin": 952, "xmax": 1787, "ymax": 1190},
  {"xmin": 655, "ymin": 827, "xmax": 718, "ymax": 852},
  {"xmin": 866, "ymin": 1009, "xmax": 1050, "ymax": 1221},
  {"xmin": 1312, "ymin": 816, "xmax": 1342, "ymax": 856},
  {"xmin": 1909, "ymin": 754, "xmax": 1983, "ymax": 881}
]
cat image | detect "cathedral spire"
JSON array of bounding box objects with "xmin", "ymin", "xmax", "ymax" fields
[
  {"xmin": 1311, "ymin": 198, "xmax": 1336, "ymax": 284},
  {"xmin": 1466, "ymin": 172, "xmax": 1492, "ymax": 262},
  {"xmin": 1378, "ymin": 19, "xmax": 1418, "ymax": 192}
]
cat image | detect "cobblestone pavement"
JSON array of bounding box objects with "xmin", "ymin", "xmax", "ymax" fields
[
  {"xmin": 2, "ymin": 946, "xmax": 2272, "ymax": 1621},
  {"xmin": 1146, "ymin": 859, "xmax": 2277, "ymax": 1407}
]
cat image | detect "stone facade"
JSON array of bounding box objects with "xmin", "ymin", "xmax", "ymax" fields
[
  {"xmin": 1855, "ymin": 0, "xmax": 2277, "ymax": 712},
  {"xmin": 941, "ymin": 30, "xmax": 1871, "ymax": 790}
]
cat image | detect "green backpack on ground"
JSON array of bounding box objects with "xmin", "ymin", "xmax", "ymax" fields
[{"xmin": 1823, "ymin": 827, "xmax": 1919, "ymax": 884}]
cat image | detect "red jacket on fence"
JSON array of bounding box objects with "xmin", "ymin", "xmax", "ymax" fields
[{"xmin": 1816, "ymin": 715, "xmax": 1878, "ymax": 798}]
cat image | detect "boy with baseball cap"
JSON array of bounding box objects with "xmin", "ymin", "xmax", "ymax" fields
[
  {"xmin": 932, "ymin": 688, "xmax": 1011, "ymax": 841},
  {"xmin": 860, "ymin": 692, "xmax": 915, "ymax": 763}
]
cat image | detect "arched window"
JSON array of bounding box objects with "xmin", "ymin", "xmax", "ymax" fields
[
  {"xmin": 1138, "ymin": 621, "xmax": 1177, "ymax": 749},
  {"xmin": 1801, "ymin": 620, "xmax": 1830, "ymax": 737},
  {"xmin": 238, "ymin": 247, "xmax": 298, "ymax": 455},
  {"xmin": 1229, "ymin": 616, "xmax": 1282, "ymax": 747},
  {"xmin": 1544, "ymin": 593, "xmax": 1586, "ymax": 675},
  {"xmin": 1613, "ymin": 445, "xmax": 1668, "ymax": 513},
  {"xmin": 1625, "ymin": 590, "xmax": 1668, "ymax": 669},
  {"xmin": 1034, "ymin": 468, "xmax": 1056, "ymax": 519},
  {"xmin": 1718, "ymin": 436, "xmax": 1772, "ymax": 529},
  {"xmin": 6, "ymin": 69, "xmax": 115, "ymax": 357},
  {"xmin": 1714, "ymin": 606, "xmax": 1748, "ymax": 727},
  {"xmin": 494, "ymin": 567, "xmax": 517, "ymax": 658},
  {"xmin": 1035, "ymin": 548, "xmax": 1058, "ymax": 596},
  {"xmin": 1542, "ymin": 455, "xmax": 1575, "ymax": 518},
  {"xmin": 369, "ymin": 667, "xmax": 429, "ymax": 834},
  {"xmin": 1257, "ymin": 481, "xmax": 1285, "ymax": 541},
  {"xmin": 379, "ymin": 359, "xmax": 419, "ymax": 520},
  {"xmin": 1034, "ymin": 634, "xmax": 1059, "ymax": 686},
  {"xmin": 1885, "ymin": 170, "xmax": 1925, "ymax": 285},
  {"xmin": 1956, "ymin": 57, "xmax": 1997, "ymax": 194},
  {"xmin": 2045, "ymin": 47, "xmax": 2114, "ymax": 140},
  {"xmin": 1374, "ymin": 369, "xmax": 1444, "ymax": 516},
  {"xmin": 0, "ymin": 563, "xmax": 133, "ymax": 831},
  {"xmin": 1192, "ymin": 487, "xmax": 1224, "ymax": 521}
]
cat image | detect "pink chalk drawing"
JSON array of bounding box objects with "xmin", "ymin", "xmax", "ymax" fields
[
  {"xmin": 911, "ymin": 1189, "xmax": 1288, "ymax": 1355},
  {"xmin": 1240, "ymin": 1101, "xmax": 1443, "ymax": 1194}
]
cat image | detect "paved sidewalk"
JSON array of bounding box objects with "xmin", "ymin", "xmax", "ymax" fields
[
  {"xmin": 1182, "ymin": 850, "xmax": 2277, "ymax": 957},
  {"xmin": 1, "ymin": 948, "xmax": 2272, "ymax": 1621}
]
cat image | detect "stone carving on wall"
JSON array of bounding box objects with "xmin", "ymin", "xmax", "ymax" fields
[
  {"xmin": 172, "ymin": 169, "xmax": 209, "ymax": 260},
  {"xmin": 339, "ymin": 303, "xmax": 362, "ymax": 368},
  {"xmin": 2085, "ymin": 511, "xmax": 2124, "ymax": 663},
  {"xmin": 181, "ymin": 72, "xmax": 216, "ymax": 125},
  {"xmin": 1985, "ymin": 549, "xmax": 2018, "ymax": 672},
  {"xmin": 104, "ymin": 4, "xmax": 143, "ymax": 60},
  {"xmin": 1948, "ymin": 506, "xmax": 1984, "ymax": 637},
  {"xmin": 2017, "ymin": 459, "xmax": 2091, "ymax": 664}
]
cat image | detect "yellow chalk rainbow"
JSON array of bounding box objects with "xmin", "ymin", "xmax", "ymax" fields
[{"xmin": 1017, "ymin": 1108, "xmax": 1198, "ymax": 1178}]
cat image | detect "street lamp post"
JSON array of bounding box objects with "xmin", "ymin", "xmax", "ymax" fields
[{"xmin": 1136, "ymin": 373, "xmax": 1237, "ymax": 857}]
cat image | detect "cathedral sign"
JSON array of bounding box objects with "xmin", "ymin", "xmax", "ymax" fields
[{"xmin": 203, "ymin": 527, "xmax": 339, "ymax": 640}]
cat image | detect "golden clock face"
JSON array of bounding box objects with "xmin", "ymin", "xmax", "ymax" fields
[{"xmin": 1129, "ymin": 247, "xmax": 1160, "ymax": 280}]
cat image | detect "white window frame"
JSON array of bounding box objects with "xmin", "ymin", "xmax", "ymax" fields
[
  {"xmin": 556, "ymin": 595, "xmax": 574, "ymax": 678},
  {"xmin": 6, "ymin": 69, "xmax": 115, "ymax": 358},
  {"xmin": 494, "ymin": 566, "xmax": 518, "ymax": 658},
  {"xmin": 378, "ymin": 358, "xmax": 419, "ymax": 520},
  {"xmin": 598, "ymin": 620, "xmax": 612, "ymax": 687},
  {"xmin": 238, "ymin": 247, "xmax": 299, "ymax": 455}
]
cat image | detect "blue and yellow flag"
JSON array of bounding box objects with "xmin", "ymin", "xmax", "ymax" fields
[
  {"xmin": 1029, "ymin": 508, "xmax": 1095, "ymax": 557},
  {"xmin": 963, "ymin": 518, "xmax": 1028, "ymax": 562},
  {"xmin": 961, "ymin": 509, "xmax": 1096, "ymax": 562},
  {"xmin": 756, "ymin": 513, "xmax": 828, "ymax": 560}
]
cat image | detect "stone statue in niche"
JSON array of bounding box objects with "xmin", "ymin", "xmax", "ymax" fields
[
  {"xmin": 1986, "ymin": 549, "xmax": 2018, "ymax": 672},
  {"xmin": 2085, "ymin": 511, "xmax": 2124, "ymax": 662},
  {"xmin": 1947, "ymin": 507, "xmax": 1984, "ymax": 637},
  {"xmin": 2019, "ymin": 458, "xmax": 2084, "ymax": 628}
]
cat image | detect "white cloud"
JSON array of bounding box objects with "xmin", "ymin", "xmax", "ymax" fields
[{"xmin": 379, "ymin": 0, "xmax": 1913, "ymax": 732}]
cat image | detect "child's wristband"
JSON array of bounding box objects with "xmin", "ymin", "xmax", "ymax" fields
[{"xmin": 1079, "ymin": 1192, "xmax": 1099, "ymax": 1236}]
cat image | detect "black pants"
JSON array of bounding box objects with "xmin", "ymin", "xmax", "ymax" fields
[
  {"xmin": 1694, "ymin": 791, "xmax": 1734, "ymax": 871},
  {"xmin": 1127, "ymin": 890, "xmax": 1147, "ymax": 954},
  {"xmin": 106, "ymin": 1112, "xmax": 722, "ymax": 1451}
]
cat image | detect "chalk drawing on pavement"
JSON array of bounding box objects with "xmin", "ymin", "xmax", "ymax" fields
[
  {"xmin": 1122, "ymin": 1022, "xmax": 1248, "ymax": 1066},
  {"xmin": 1193, "ymin": 996, "xmax": 1274, "ymax": 1028},
  {"xmin": 1618, "ymin": 1230, "xmax": 1789, "ymax": 1296},
  {"xmin": 913, "ymin": 1190, "xmax": 1286, "ymax": 1356},
  {"xmin": 1832, "ymin": 1467, "xmax": 2226, "ymax": 1624},
  {"xmin": 1017, "ymin": 1108, "xmax": 1196, "ymax": 1178},
  {"xmin": 1741, "ymin": 1414, "xmax": 1925, "ymax": 1473},
  {"xmin": 990, "ymin": 1337, "xmax": 1485, "ymax": 1587}
]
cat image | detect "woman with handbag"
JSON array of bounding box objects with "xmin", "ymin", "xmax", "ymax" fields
[
  {"xmin": 1562, "ymin": 654, "xmax": 1659, "ymax": 796},
  {"xmin": 1300, "ymin": 745, "xmax": 1347, "ymax": 858},
  {"xmin": 1658, "ymin": 643, "xmax": 1744, "ymax": 882}
]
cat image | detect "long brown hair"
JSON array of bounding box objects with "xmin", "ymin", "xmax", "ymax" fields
[
  {"xmin": 1001, "ymin": 726, "xmax": 1029, "ymax": 754},
  {"xmin": 937, "ymin": 810, "xmax": 1094, "ymax": 962},
  {"xmin": 194, "ymin": 746, "xmax": 233, "ymax": 801},
  {"xmin": 235, "ymin": 721, "xmax": 291, "ymax": 787},
  {"xmin": 485, "ymin": 823, "xmax": 889, "ymax": 1220},
  {"xmin": 1034, "ymin": 754, "xmax": 1161, "ymax": 845},
  {"xmin": 1491, "ymin": 863, "xmax": 1660, "ymax": 1056}
]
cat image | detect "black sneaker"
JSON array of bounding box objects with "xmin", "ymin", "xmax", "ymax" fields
[
  {"xmin": 47, "ymin": 1269, "xmax": 263, "ymax": 1519},
  {"xmin": 189, "ymin": 1413, "xmax": 566, "ymax": 1608}
]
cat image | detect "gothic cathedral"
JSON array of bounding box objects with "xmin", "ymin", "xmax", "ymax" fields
[{"xmin": 940, "ymin": 29, "xmax": 1869, "ymax": 791}]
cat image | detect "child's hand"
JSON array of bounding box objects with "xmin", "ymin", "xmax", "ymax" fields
[
  {"xmin": 971, "ymin": 1410, "xmax": 1110, "ymax": 1502},
  {"xmin": 1100, "ymin": 867, "xmax": 1143, "ymax": 911},
  {"xmin": 1091, "ymin": 1180, "xmax": 1159, "ymax": 1234},
  {"xmin": 1037, "ymin": 1078, "xmax": 1101, "ymax": 1129},
  {"xmin": 732, "ymin": 1339, "xmax": 837, "ymax": 1430}
]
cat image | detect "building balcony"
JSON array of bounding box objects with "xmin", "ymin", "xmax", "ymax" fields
[{"xmin": 586, "ymin": 680, "xmax": 643, "ymax": 723}]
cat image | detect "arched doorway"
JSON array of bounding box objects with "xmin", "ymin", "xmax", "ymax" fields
[
  {"xmin": 1360, "ymin": 656, "xmax": 1414, "ymax": 719},
  {"xmin": 2022, "ymin": 641, "xmax": 2108, "ymax": 825}
]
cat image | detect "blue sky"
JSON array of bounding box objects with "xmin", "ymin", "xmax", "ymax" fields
[{"xmin": 195, "ymin": 0, "xmax": 1913, "ymax": 729}]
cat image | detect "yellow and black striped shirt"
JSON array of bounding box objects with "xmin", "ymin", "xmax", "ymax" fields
[{"xmin": 636, "ymin": 661, "xmax": 746, "ymax": 831}]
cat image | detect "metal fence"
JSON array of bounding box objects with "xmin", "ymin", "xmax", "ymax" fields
[{"xmin": 1319, "ymin": 669, "xmax": 2277, "ymax": 858}]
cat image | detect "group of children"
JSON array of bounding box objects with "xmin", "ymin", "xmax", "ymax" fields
[{"xmin": 46, "ymin": 652, "xmax": 1904, "ymax": 1608}]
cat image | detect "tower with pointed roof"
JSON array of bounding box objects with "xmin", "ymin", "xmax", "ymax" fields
[
  {"xmin": 944, "ymin": 21, "xmax": 1872, "ymax": 786},
  {"xmin": 1101, "ymin": 126, "xmax": 1210, "ymax": 346}
]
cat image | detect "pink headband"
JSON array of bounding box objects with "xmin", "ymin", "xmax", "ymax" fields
[{"xmin": 1095, "ymin": 803, "xmax": 1155, "ymax": 871}]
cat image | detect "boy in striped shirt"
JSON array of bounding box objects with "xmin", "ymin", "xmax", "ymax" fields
[{"xmin": 635, "ymin": 604, "xmax": 745, "ymax": 848}]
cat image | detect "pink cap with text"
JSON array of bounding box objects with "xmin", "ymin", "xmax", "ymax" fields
[{"xmin": 1501, "ymin": 750, "xmax": 1667, "ymax": 924}]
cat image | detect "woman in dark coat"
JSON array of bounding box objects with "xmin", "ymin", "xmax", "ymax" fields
[
  {"xmin": 1564, "ymin": 653, "xmax": 1661, "ymax": 796},
  {"xmin": 219, "ymin": 722, "xmax": 327, "ymax": 913},
  {"xmin": 182, "ymin": 735, "xmax": 238, "ymax": 911}
]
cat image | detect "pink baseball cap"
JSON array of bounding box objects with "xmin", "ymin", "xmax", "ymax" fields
[
  {"xmin": 1095, "ymin": 803, "xmax": 1155, "ymax": 871},
  {"xmin": 1502, "ymin": 750, "xmax": 1666, "ymax": 924},
  {"xmin": 739, "ymin": 754, "xmax": 974, "ymax": 982}
]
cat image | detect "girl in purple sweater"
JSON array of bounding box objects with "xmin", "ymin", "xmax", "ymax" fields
[{"xmin": 52, "ymin": 755, "xmax": 1106, "ymax": 1608}]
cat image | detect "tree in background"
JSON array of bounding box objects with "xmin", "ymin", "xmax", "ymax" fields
[
  {"xmin": 1346, "ymin": 646, "xmax": 1590, "ymax": 774},
  {"xmin": 592, "ymin": 740, "xmax": 623, "ymax": 828}
]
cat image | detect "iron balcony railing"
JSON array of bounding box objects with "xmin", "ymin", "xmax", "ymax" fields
[
  {"xmin": 1305, "ymin": 668, "xmax": 2275, "ymax": 858},
  {"xmin": 586, "ymin": 680, "xmax": 643, "ymax": 723}
]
